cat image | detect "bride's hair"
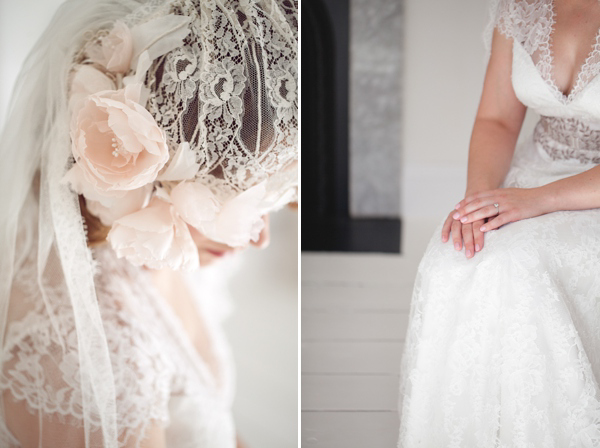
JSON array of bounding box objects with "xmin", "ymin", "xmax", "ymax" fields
[{"xmin": 79, "ymin": 195, "xmax": 110, "ymax": 247}]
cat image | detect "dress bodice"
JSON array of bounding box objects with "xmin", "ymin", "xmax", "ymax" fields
[
  {"xmin": 495, "ymin": 0, "xmax": 600, "ymax": 164},
  {"xmin": 0, "ymin": 244, "xmax": 236, "ymax": 448}
]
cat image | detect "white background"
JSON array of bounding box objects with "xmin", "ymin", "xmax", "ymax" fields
[{"xmin": 402, "ymin": 0, "xmax": 537, "ymax": 220}]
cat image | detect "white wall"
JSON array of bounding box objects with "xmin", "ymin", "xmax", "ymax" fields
[
  {"xmin": 0, "ymin": 0, "xmax": 66, "ymax": 126},
  {"xmin": 401, "ymin": 0, "xmax": 538, "ymax": 220},
  {"xmin": 401, "ymin": 0, "xmax": 488, "ymax": 219}
]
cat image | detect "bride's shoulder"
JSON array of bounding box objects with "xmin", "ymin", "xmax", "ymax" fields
[
  {"xmin": 0, "ymin": 249, "xmax": 174, "ymax": 442},
  {"xmin": 493, "ymin": 0, "xmax": 547, "ymax": 13},
  {"xmin": 489, "ymin": 0, "xmax": 552, "ymax": 47}
]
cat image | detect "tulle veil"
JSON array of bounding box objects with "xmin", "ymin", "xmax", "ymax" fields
[{"xmin": 0, "ymin": 1, "xmax": 164, "ymax": 446}]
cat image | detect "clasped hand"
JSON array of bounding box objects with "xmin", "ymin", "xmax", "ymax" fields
[{"xmin": 441, "ymin": 187, "xmax": 550, "ymax": 258}]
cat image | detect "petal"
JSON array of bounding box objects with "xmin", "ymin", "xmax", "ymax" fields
[
  {"xmin": 86, "ymin": 184, "xmax": 151, "ymax": 226},
  {"xmin": 158, "ymin": 142, "xmax": 199, "ymax": 181},
  {"xmin": 105, "ymin": 21, "xmax": 134, "ymax": 73},
  {"xmin": 61, "ymin": 164, "xmax": 120, "ymax": 204},
  {"xmin": 69, "ymin": 66, "xmax": 115, "ymax": 116},
  {"xmin": 170, "ymin": 181, "xmax": 220, "ymax": 227},
  {"xmin": 130, "ymin": 14, "xmax": 192, "ymax": 70},
  {"xmin": 113, "ymin": 198, "xmax": 174, "ymax": 232},
  {"xmin": 212, "ymin": 181, "xmax": 268, "ymax": 246}
]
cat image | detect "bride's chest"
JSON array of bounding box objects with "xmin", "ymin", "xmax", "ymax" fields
[
  {"xmin": 511, "ymin": 40, "xmax": 600, "ymax": 118},
  {"xmin": 550, "ymin": 1, "xmax": 600, "ymax": 96},
  {"xmin": 508, "ymin": 0, "xmax": 600, "ymax": 114}
]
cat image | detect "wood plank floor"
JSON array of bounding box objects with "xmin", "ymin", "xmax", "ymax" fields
[{"xmin": 301, "ymin": 219, "xmax": 439, "ymax": 448}]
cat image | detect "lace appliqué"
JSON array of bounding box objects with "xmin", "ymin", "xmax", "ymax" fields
[
  {"xmin": 490, "ymin": 0, "xmax": 600, "ymax": 103},
  {"xmin": 399, "ymin": 211, "xmax": 600, "ymax": 447},
  {"xmin": 0, "ymin": 246, "xmax": 226, "ymax": 448},
  {"xmin": 534, "ymin": 116, "xmax": 600, "ymax": 164},
  {"xmin": 142, "ymin": 0, "xmax": 298, "ymax": 203}
]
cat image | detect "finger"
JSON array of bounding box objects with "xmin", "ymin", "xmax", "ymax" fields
[
  {"xmin": 455, "ymin": 190, "xmax": 497, "ymax": 209},
  {"xmin": 461, "ymin": 223, "xmax": 475, "ymax": 258},
  {"xmin": 441, "ymin": 213, "xmax": 453, "ymax": 242},
  {"xmin": 454, "ymin": 197, "xmax": 497, "ymax": 219},
  {"xmin": 451, "ymin": 220, "xmax": 462, "ymax": 250},
  {"xmin": 480, "ymin": 213, "xmax": 510, "ymax": 232},
  {"xmin": 473, "ymin": 219, "xmax": 485, "ymax": 252},
  {"xmin": 459, "ymin": 205, "xmax": 500, "ymax": 224}
]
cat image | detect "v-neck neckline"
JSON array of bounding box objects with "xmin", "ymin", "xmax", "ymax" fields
[
  {"xmin": 544, "ymin": 0, "xmax": 600, "ymax": 102},
  {"xmin": 148, "ymin": 268, "xmax": 226, "ymax": 394}
]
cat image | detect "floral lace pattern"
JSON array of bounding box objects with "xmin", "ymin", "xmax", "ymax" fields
[
  {"xmin": 143, "ymin": 0, "xmax": 298, "ymax": 203},
  {"xmin": 534, "ymin": 116, "xmax": 600, "ymax": 164},
  {"xmin": 399, "ymin": 1, "xmax": 600, "ymax": 446},
  {"xmin": 399, "ymin": 166, "xmax": 600, "ymax": 447},
  {"xmin": 1, "ymin": 245, "xmax": 235, "ymax": 448},
  {"xmin": 490, "ymin": 0, "xmax": 600, "ymax": 103}
]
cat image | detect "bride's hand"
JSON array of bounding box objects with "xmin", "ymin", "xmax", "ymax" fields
[
  {"xmin": 441, "ymin": 210, "xmax": 485, "ymax": 259},
  {"xmin": 453, "ymin": 187, "xmax": 550, "ymax": 232}
]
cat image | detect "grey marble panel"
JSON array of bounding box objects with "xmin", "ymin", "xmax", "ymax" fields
[{"xmin": 350, "ymin": 0, "xmax": 403, "ymax": 217}]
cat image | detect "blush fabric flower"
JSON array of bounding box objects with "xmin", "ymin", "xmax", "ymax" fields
[
  {"xmin": 65, "ymin": 82, "xmax": 169, "ymax": 195},
  {"xmin": 88, "ymin": 21, "xmax": 134, "ymax": 73},
  {"xmin": 68, "ymin": 65, "xmax": 115, "ymax": 118},
  {"xmin": 86, "ymin": 184, "xmax": 152, "ymax": 226},
  {"xmin": 169, "ymin": 181, "xmax": 220, "ymax": 226},
  {"xmin": 63, "ymin": 154, "xmax": 153, "ymax": 227},
  {"xmin": 107, "ymin": 197, "xmax": 199, "ymax": 271},
  {"xmin": 170, "ymin": 180, "xmax": 267, "ymax": 247}
]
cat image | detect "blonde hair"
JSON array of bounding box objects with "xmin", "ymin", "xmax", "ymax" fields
[{"xmin": 79, "ymin": 195, "xmax": 110, "ymax": 247}]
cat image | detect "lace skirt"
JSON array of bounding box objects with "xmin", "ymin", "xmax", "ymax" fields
[{"xmin": 398, "ymin": 136, "xmax": 600, "ymax": 447}]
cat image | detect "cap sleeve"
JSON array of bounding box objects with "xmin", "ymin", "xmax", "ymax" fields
[
  {"xmin": 484, "ymin": 0, "xmax": 553, "ymax": 56},
  {"xmin": 0, "ymin": 295, "xmax": 173, "ymax": 447}
]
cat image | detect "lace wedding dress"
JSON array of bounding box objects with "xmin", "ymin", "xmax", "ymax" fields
[
  {"xmin": 1, "ymin": 203, "xmax": 236, "ymax": 447},
  {"xmin": 398, "ymin": 1, "xmax": 600, "ymax": 446}
]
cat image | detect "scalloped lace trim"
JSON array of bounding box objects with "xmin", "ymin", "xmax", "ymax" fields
[
  {"xmin": 494, "ymin": 0, "xmax": 600, "ymax": 103},
  {"xmin": 1, "ymin": 245, "xmax": 230, "ymax": 447}
]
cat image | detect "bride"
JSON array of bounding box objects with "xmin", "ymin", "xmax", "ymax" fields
[
  {"xmin": 399, "ymin": 0, "xmax": 600, "ymax": 446},
  {"xmin": 0, "ymin": 0, "xmax": 297, "ymax": 447}
]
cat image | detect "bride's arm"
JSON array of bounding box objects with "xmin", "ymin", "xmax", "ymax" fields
[
  {"xmin": 455, "ymin": 164, "xmax": 600, "ymax": 232},
  {"xmin": 541, "ymin": 167, "xmax": 600, "ymax": 211},
  {"xmin": 441, "ymin": 27, "xmax": 527, "ymax": 257},
  {"xmin": 453, "ymin": 29, "xmax": 600, "ymax": 232},
  {"xmin": 465, "ymin": 30, "xmax": 527, "ymax": 197}
]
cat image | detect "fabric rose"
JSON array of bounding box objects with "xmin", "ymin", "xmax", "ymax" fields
[
  {"xmin": 88, "ymin": 21, "xmax": 133, "ymax": 73},
  {"xmin": 68, "ymin": 65, "xmax": 115, "ymax": 118},
  {"xmin": 64, "ymin": 82, "xmax": 169, "ymax": 196},
  {"xmin": 107, "ymin": 197, "xmax": 199, "ymax": 270},
  {"xmin": 170, "ymin": 180, "xmax": 267, "ymax": 247},
  {"xmin": 85, "ymin": 185, "xmax": 152, "ymax": 226}
]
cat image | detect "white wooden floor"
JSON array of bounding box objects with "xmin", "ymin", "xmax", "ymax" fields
[{"xmin": 301, "ymin": 219, "xmax": 439, "ymax": 448}]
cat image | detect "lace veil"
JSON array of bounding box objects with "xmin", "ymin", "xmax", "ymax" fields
[{"xmin": 0, "ymin": 0, "xmax": 297, "ymax": 446}]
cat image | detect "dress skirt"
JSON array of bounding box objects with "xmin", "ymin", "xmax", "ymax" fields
[{"xmin": 398, "ymin": 136, "xmax": 600, "ymax": 447}]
